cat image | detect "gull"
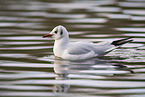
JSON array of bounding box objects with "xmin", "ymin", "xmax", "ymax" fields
[{"xmin": 43, "ymin": 25, "xmax": 133, "ymax": 60}]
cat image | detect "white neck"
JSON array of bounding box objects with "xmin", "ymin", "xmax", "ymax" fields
[{"xmin": 53, "ymin": 37, "xmax": 69, "ymax": 57}]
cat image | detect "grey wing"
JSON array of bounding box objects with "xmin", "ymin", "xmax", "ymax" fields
[{"xmin": 66, "ymin": 43, "xmax": 92, "ymax": 55}]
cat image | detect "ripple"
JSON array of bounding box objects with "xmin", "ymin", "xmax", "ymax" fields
[
  {"xmin": 105, "ymin": 14, "xmax": 130, "ymax": 19},
  {"xmin": 124, "ymin": 33, "xmax": 145, "ymax": 37},
  {"xmin": 0, "ymin": 42, "xmax": 46, "ymax": 45},
  {"xmin": 115, "ymin": 28, "xmax": 145, "ymax": 32},
  {"xmin": 123, "ymin": 10, "xmax": 145, "ymax": 15},
  {"xmin": 0, "ymin": 85, "xmax": 51, "ymax": 90},
  {"xmin": 17, "ymin": 12, "xmax": 87, "ymax": 18},
  {"xmin": 0, "ymin": 54, "xmax": 30, "ymax": 58},
  {"xmin": 132, "ymin": 38, "xmax": 145, "ymax": 42},
  {"xmin": 82, "ymin": 34, "xmax": 111, "ymax": 37},
  {"xmin": 80, "ymin": 70, "xmax": 129, "ymax": 74},
  {"xmin": 0, "ymin": 92, "xmax": 58, "ymax": 97},
  {"xmin": 0, "ymin": 72, "xmax": 55, "ymax": 79},
  {"xmin": 0, "ymin": 36, "xmax": 51, "ymax": 40},
  {"xmin": 131, "ymin": 16, "xmax": 145, "ymax": 21},
  {"xmin": 70, "ymin": 38, "xmax": 139, "ymax": 44},
  {"xmin": 119, "ymin": 2, "xmax": 145, "ymax": 8},
  {"xmin": 89, "ymin": 7, "xmax": 121, "ymax": 12},
  {"xmin": 0, "ymin": 46, "xmax": 52, "ymax": 50},
  {"xmin": 72, "ymin": 25, "xmax": 104, "ymax": 29},
  {"xmin": 47, "ymin": 1, "xmax": 112, "ymax": 10},
  {"xmin": 0, "ymin": 16, "xmax": 44, "ymax": 22},
  {"xmin": 0, "ymin": 23, "xmax": 16, "ymax": 27},
  {"xmin": 65, "ymin": 18, "xmax": 107, "ymax": 23},
  {"xmin": 107, "ymin": 49, "xmax": 145, "ymax": 62},
  {"xmin": 10, "ymin": 80, "xmax": 145, "ymax": 88},
  {"xmin": 0, "ymin": 61, "xmax": 53, "ymax": 68},
  {"xmin": 124, "ymin": 57, "xmax": 145, "ymax": 62},
  {"xmin": 127, "ymin": 0, "xmax": 145, "ymax": 1}
]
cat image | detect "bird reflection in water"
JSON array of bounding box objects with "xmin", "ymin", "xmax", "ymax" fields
[
  {"xmin": 53, "ymin": 57, "xmax": 134, "ymax": 93},
  {"xmin": 53, "ymin": 59, "xmax": 70, "ymax": 93}
]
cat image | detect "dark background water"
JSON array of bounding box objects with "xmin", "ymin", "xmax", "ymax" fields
[{"xmin": 0, "ymin": 0, "xmax": 145, "ymax": 97}]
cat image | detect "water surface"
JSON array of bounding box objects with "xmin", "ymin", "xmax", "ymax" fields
[{"xmin": 0, "ymin": 0, "xmax": 145, "ymax": 97}]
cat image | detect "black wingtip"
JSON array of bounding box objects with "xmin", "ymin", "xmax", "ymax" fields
[{"xmin": 111, "ymin": 37, "xmax": 134, "ymax": 46}]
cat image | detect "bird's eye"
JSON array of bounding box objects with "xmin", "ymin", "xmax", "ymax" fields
[{"xmin": 54, "ymin": 31, "xmax": 57, "ymax": 34}]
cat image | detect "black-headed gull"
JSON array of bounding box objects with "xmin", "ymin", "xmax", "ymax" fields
[{"xmin": 43, "ymin": 25, "xmax": 133, "ymax": 60}]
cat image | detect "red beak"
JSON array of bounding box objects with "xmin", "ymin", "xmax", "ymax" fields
[{"xmin": 43, "ymin": 34, "xmax": 52, "ymax": 38}]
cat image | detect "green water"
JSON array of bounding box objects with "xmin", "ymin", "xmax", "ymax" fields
[{"xmin": 0, "ymin": 0, "xmax": 145, "ymax": 97}]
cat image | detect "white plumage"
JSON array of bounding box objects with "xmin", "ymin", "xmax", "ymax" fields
[{"xmin": 43, "ymin": 25, "xmax": 133, "ymax": 60}]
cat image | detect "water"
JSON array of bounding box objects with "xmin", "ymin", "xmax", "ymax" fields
[{"xmin": 0, "ymin": 0, "xmax": 145, "ymax": 97}]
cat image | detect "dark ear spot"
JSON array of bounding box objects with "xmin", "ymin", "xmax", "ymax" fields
[
  {"xmin": 54, "ymin": 28, "xmax": 58, "ymax": 34},
  {"xmin": 60, "ymin": 29, "xmax": 63, "ymax": 35}
]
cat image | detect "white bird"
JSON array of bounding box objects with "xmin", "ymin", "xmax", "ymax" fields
[{"xmin": 43, "ymin": 25, "xmax": 133, "ymax": 60}]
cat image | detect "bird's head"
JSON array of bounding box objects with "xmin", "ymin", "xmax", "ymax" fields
[{"xmin": 43, "ymin": 25, "xmax": 69, "ymax": 40}]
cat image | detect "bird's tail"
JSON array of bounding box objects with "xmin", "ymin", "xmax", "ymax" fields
[{"xmin": 111, "ymin": 37, "xmax": 133, "ymax": 46}]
